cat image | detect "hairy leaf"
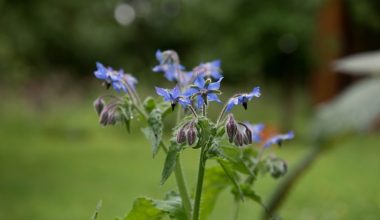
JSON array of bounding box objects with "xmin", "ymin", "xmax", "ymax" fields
[
  {"xmin": 241, "ymin": 184, "xmax": 262, "ymax": 204},
  {"xmin": 124, "ymin": 195, "xmax": 185, "ymax": 220},
  {"xmin": 142, "ymin": 109, "xmax": 163, "ymax": 157},
  {"xmin": 160, "ymin": 144, "xmax": 178, "ymax": 185}
]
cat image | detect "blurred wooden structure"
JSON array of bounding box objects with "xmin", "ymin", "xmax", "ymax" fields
[{"xmin": 310, "ymin": 0, "xmax": 380, "ymax": 105}]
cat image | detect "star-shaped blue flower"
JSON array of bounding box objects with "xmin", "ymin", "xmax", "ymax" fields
[
  {"xmin": 225, "ymin": 87, "xmax": 261, "ymax": 112},
  {"xmin": 155, "ymin": 86, "xmax": 191, "ymax": 110},
  {"xmin": 245, "ymin": 123, "xmax": 265, "ymax": 143},
  {"xmin": 185, "ymin": 76, "xmax": 223, "ymax": 109},
  {"xmin": 193, "ymin": 60, "xmax": 222, "ymax": 79},
  {"xmin": 152, "ymin": 50, "xmax": 189, "ymax": 84},
  {"xmin": 94, "ymin": 62, "xmax": 127, "ymax": 93},
  {"xmin": 263, "ymin": 131, "xmax": 294, "ymax": 148}
]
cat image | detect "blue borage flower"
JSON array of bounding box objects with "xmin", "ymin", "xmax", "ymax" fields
[
  {"xmin": 153, "ymin": 49, "xmax": 190, "ymax": 85},
  {"xmin": 263, "ymin": 131, "xmax": 294, "ymax": 148},
  {"xmin": 94, "ymin": 62, "xmax": 138, "ymax": 93},
  {"xmin": 185, "ymin": 76, "xmax": 223, "ymax": 109},
  {"xmin": 226, "ymin": 87, "xmax": 261, "ymax": 112},
  {"xmin": 245, "ymin": 123, "xmax": 265, "ymax": 143},
  {"xmin": 192, "ymin": 60, "xmax": 222, "ymax": 80},
  {"xmin": 155, "ymin": 86, "xmax": 191, "ymax": 111}
]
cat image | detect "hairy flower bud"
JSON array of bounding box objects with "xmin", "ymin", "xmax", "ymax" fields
[
  {"xmin": 94, "ymin": 97, "xmax": 105, "ymax": 116},
  {"xmin": 107, "ymin": 110, "xmax": 118, "ymax": 125},
  {"xmin": 226, "ymin": 114, "xmax": 237, "ymax": 143},
  {"xmin": 187, "ymin": 122, "xmax": 197, "ymax": 145},
  {"xmin": 99, "ymin": 110, "xmax": 109, "ymax": 126},
  {"xmin": 267, "ymin": 157, "xmax": 288, "ymax": 179},
  {"xmin": 176, "ymin": 127, "xmax": 186, "ymax": 144},
  {"xmin": 241, "ymin": 123, "xmax": 253, "ymax": 144},
  {"xmin": 234, "ymin": 132, "xmax": 243, "ymax": 146}
]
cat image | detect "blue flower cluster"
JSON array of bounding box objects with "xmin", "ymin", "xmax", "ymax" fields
[
  {"xmin": 93, "ymin": 49, "xmax": 294, "ymax": 148},
  {"xmin": 94, "ymin": 62, "xmax": 137, "ymax": 93}
]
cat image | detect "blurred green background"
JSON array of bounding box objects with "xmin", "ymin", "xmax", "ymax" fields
[{"xmin": 1, "ymin": 0, "xmax": 380, "ymax": 219}]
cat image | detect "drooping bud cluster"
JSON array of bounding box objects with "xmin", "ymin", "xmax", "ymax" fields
[
  {"xmin": 176, "ymin": 121, "xmax": 197, "ymax": 146},
  {"xmin": 225, "ymin": 114, "xmax": 253, "ymax": 147},
  {"xmin": 93, "ymin": 96, "xmax": 133, "ymax": 127}
]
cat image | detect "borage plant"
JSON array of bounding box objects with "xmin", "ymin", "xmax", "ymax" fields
[{"xmin": 92, "ymin": 50, "xmax": 294, "ymax": 220}]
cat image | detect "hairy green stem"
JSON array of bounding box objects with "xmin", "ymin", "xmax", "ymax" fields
[
  {"xmin": 175, "ymin": 157, "xmax": 193, "ymax": 220},
  {"xmin": 216, "ymin": 101, "xmax": 229, "ymax": 126},
  {"xmin": 192, "ymin": 146, "xmax": 207, "ymax": 220}
]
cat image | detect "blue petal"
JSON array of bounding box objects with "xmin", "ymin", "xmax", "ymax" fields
[
  {"xmin": 94, "ymin": 62, "xmax": 107, "ymax": 79},
  {"xmin": 112, "ymin": 81, "xmax": 126, "ymax": 93},
  {"xmin": 211, "ymin": 59, "xmax": 221, "ymax": 68},
  {"xmin": 178, "ymin": 97, "xmax": 191, "ymax": 107},
  {"xmin": 247, "ymin": 87, "xmax": 261, "ymax": 100},
  {"xmin": 225, "ymin": 97, "xmax": 239, "ymax": 112},
  {"xmin": 208, "ymin": 77, "xmax": 223, "ymax": 90},
  {"xmin": 156, "ymin": 50, "xmax": 163, "ymax": 63},
  {"xmin": 184, "ymin": 88, "xmax": 199, "ymax": 97},
  {"xmin": 171, "ymin": 86, "xmax": 181, "ymax": 98},
  {"xmin": 155, "ymin": 87, "xmax": 171, "ymax": 101},
  {"xmin": 263, "ymin": 131, "xmax": 294, "ymax": 148},
  {"xmin": 207, "ymin": 93, "xmax": 221, "ymax": 103},
  {"xmin": 211, "ymin": 71, "xmax": 223, "ymax": 80},
  {"xmin": 194, "ymin": 76, "xmax": 206, "ymax": 88},
  {"xmin": 196, "ymin": 95, "xmax": 204, "ymax": 109},
  {"xmin": 152, "ymin": 65, "xmax": 163, "ymax": 72}
]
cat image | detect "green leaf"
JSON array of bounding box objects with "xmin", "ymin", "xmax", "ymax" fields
[
  {"xmin": 124, "ymin": 197, "xmax": 165, "ymax": 220},
  {"xmin": 200, "ymin": 167, "xmax": 230, "ymax": 220},
  {"xmin": 218, "ymin": 145, "xmax": 253, "ymax": 176},
  {"xmin": 217, "ymin": 159, "xmax": 243, "ymax": 200},
  {"xmin": 241, "ymin": 184, "xmax": 262, "ymax": 204},
  {"xmin": 142, "ymin": 109, "xmax": 163, "ymax": 157},
  {"xmin": 123, "ymin": 194, "xmax": 186, "ymax": 220},
  {"xmin": 160, "ymin": 144, "xmax": 178, "ymax": 185},
  {"xmin": 143, "ymin": 96, "xmax": 156, "ymax": 113}
]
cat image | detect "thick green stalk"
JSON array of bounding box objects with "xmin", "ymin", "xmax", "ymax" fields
[
  {"xmin": 174, "ymin": 107, "xmax": 192, "ymax": 220},
  {"xmin": 175, "ymin": 157, "xmax": 193, "ymax": 220},
  {"xmin": 192, "ymin": 147, "xmax": 207, "ymax": 220}
]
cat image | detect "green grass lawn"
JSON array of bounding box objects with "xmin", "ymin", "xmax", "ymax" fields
[{"xmin": 0, "ymin": 93, "xmax": 379, "ymax": 220}]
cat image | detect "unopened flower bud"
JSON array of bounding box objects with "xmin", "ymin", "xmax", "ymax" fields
[
  {"xmin": 244, "ymin": 126, "xmax": 253, "ymax": 145},
  {"xmin": 99, "ymin": 110, "xmax": 109, "ymax": 126},
  {"xmin": 242, "ymin": 133, "xmax": 250, "ymax": 145},
  {"xmin": 226, "ymin": 114, "xmax": 237, "ymax": 143},
  {"xmin": 94, "ymin": 97, "xmax": 105, "ymax": 116},
  {"xmin": 107, "ymin": 110, "xmax": 118, "ymax": 125},
  {"xmin": 267, "ymin": 157, "xmax": 288, "ymax": 179},
  {"xmin": 176, "ymin": 127, "xmax": 186, "ymax": 144},
  {"xmin": 234, "ymin": 132, "xmax": 243, "ymax": 146},
  {"xmin": 187, "ymin": 123, "xmax": 197, "ymax": 145}
]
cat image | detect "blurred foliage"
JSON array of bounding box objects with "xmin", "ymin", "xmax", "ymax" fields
[
  {"xmin": 0, "ymin": 0, "xmax": 322, "ymax": 84},
  {"xmin": 2, "ymin": 0, "xmax": 380, "ymax": 85}
]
